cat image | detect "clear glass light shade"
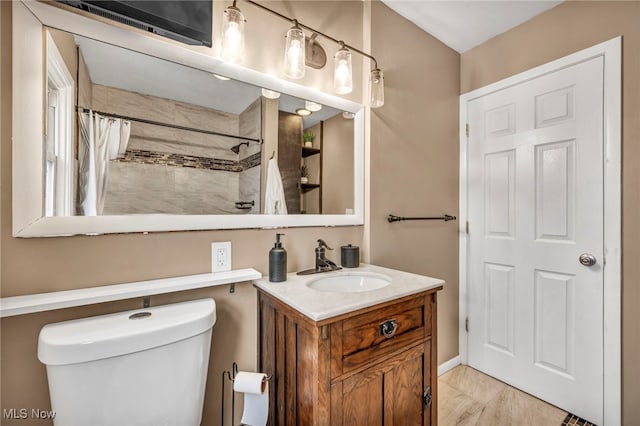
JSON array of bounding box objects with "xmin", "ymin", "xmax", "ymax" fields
[
  {"xmin": 369, "ymin": 68, "xmax": 385, "ymax": 108},
  {"xmin": 221, "ymin": 7, "xmax": 245, "ymax": 63},
  {"xmin": 333, "ymin": 48, "xmax": 353, "ymax": 95},
  {"xmin": 305, "ymin": 101, "xmax": 322, "ymax": 112},
  {"xmin": 284, "ymin": 26, "xmax": 306, "ymax": 79},
  {"xmin": 296, "ymin": 108, "xmax": 311, "ymax": 116},
  {"xmin": 342, "ymin": 111, "xmax": 355, "ymax": 120},
  {"xmin": 261, "ymin": 88, "xmax": 281, "ymax": 99}
]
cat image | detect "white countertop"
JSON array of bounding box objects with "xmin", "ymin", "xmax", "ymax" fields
[{"xmin": 253, "ymin": 264, "xmax": 444, "ymax": 322}]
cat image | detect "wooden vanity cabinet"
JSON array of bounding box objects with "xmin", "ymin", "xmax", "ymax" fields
[{"xmin": 257, "ymin": 288, "xmax": 441, "ymax": 426}]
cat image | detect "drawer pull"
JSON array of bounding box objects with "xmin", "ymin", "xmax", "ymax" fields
[{"xmin": 379, "ymin": 319, "xmax": 398, "ymax": 339}]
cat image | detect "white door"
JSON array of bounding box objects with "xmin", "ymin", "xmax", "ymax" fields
[{"xmin": 466, "ymin": 56, "xmax": 604, "ymax": 424}]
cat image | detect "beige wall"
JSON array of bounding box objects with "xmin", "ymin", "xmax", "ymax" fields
[
  {"xmin": 322, "ymin": 114, "xmax": 354, "ymax": 215},
  {"xmin": 369, "ymin": 1, "xmax": 461, "ymax": 364},
  {"xmin": 460, "ymin": 1, "xmax": 640, "ymax": 422},
  {"xmin": 301, "ymin": 115, "xmax": 355, "ymax": 216},
  {"xmin": 48, "ymin": 29, "xmax": 77, "ymax": 85},
  {"xmin": 0, "ymin": 1, "xmax": 365, "ymax": 424}
]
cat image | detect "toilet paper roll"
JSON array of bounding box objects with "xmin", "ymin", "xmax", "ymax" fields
[{"xmin": 233, "ymin": 372, "xmax": 269, "ymax": 426}]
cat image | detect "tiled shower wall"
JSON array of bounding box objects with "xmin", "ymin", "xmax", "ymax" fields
[
  {"xmin": 238, "ymin": 98, "xmax": 262, "ymax": 214},
  {"xmin": 91, "ymin": 84, "xmax": 262, "ymax": 214}
]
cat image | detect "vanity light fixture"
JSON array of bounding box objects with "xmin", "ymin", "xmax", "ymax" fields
[
  {"xmin": 230, "ymin": 0, "xmax": 385, "ymax": 108},
  {"xmin": 296, "ymin": 108, "xmax": 312, "ymax": 117},
  {"xmin": 284, "ymin": 21, "xmax": 306, "ymax": 79},
  {"xmin": 304, "ymin": 101, "xmax": 322, "ymax": 112},
  {"xmin": 221, "ymin": 4, "xmax": 245, "ymax": 63},
  {"xmin": 261, "ymin": 88, "xmax": 281, "ymax": 99}
]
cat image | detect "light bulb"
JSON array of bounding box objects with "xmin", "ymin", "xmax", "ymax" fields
[
  {"xmin": 221, "ymin": 6, "xmax": 245, "ymax": 63},
  {"xmin": 261, "ymin": 88, "xmax": 281, "ymax": 99},
  {"xmin": 287, "ymin": 40, "xmax": 302, "ymax": 72},
  {"xmin": 305, "ymin": 101, "xmax": 322, "ymax": 112},
  {"xmin": 369, "ymin": 68, "xmax": 385, "ymax": 108},
  {"xmin": 284, "ymin": 25, "xmax": 305, "ymax": 79},
  {"xmin": 333, "ymin": 48, "xmax": 352, "ymax": 95}
]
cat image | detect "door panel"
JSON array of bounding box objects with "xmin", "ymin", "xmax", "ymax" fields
[
  {"xmin": 535, "ymin": 140, "xmax": 575, "ymax": 241},
  {"xmin": 533, "ymin": 270, "xmax": 575, "ymax": 376},
  {"xmin": 484, "ymin": 263, "xmax": 515, "ymax": 355},
  {"xmin": 466, "ymin": 56, "xmax": 604, "ymax": 424}
]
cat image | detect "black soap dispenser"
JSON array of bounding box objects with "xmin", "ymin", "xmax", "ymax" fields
[{"xmin": 269, "ymin": 233, "xmax": 287, "ymax": 282}]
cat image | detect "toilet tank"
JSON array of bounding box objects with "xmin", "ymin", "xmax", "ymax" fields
[{"xmin": 38, "ymin": 298, "xmax": 216, "ymax": 426}]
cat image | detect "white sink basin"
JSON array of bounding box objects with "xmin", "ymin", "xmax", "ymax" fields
[{"xmin": 306, "ymin": 272, "xmax": 391, "ymax": 293}]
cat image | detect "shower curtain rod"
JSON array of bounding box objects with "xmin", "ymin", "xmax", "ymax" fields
[{"xmin": 77, "ymin": 107, "xmax": 262, "ymax": 144}]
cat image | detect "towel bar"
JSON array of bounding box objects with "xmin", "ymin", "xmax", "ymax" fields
[{"xmin": 387, "ymin": 214, "xmax": 457, "ymax": 223}]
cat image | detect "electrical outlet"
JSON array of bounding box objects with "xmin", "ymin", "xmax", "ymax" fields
[{"xmin": 211, "ymin": 242, "xmax": 232, "ymax": 273}]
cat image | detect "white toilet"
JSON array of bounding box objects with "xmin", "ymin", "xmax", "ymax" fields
[{"xmin": 38, "ymin": 298, "xmax": 216, "ymax": 426}]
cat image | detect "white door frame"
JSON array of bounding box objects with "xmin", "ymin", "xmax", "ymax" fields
[{"xmin": 459, "ymin": 37, "xmax": 621, "ymax": 425}]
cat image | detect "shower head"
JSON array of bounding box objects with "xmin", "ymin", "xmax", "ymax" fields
[{"xmin": 230, "ymin": 141, "xmax": 249, "ymax": 154}]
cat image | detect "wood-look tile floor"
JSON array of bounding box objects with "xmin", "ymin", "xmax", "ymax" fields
[{"xmin": 438, "ymin": 365, "xmax": 568, "ymax": 426}]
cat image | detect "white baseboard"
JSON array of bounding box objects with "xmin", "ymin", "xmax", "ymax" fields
[{"xmin": 438, "ymin": 355, "xmax": 462, "ymax": 376}]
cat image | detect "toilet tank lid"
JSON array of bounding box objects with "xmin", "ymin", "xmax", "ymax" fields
[{"xmin": 38, "ymin": 298, "xmax": 216, "ymax": 365}]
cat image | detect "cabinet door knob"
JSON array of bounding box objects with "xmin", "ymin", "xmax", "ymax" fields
[{"xmin": 379, "ymin": 319, "xmax": 398, "ymax": 339}]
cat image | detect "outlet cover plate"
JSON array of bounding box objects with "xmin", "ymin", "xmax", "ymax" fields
[{"xmin": 211, "ymin": 242, "xmax": 232, "ymax": 273}]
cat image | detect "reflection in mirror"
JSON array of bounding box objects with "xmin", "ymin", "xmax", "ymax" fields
[{"xmin": 45, "ymin": 28, "xmax": 354, "ymax": 217}]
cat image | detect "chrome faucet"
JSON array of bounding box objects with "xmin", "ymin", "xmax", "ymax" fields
[{"xmin": 296, "ymin": 239, "xmax": 342, "ymax": 275}]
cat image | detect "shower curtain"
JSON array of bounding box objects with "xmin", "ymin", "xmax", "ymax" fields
[{"xmin": 77, "ymin": 111, "xmax": 131, "ymax": 216}]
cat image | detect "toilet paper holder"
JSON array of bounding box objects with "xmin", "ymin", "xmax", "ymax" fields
[
  {"xmin": 221, "ymin": 362, "xmax": 272, "ymax": 426},
  {"xmin": 224, "ymin": 363, "xmax": 272, "ymax": 383}
]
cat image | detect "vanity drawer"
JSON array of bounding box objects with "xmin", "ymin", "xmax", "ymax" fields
[{"xmin": 337, "ymin": 295, "xmax": 430, "ymax": 373}]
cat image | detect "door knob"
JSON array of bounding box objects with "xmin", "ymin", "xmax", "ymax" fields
[{"xmin": 579, "ymin": 253, "xmax": 597, "ymax": 267}]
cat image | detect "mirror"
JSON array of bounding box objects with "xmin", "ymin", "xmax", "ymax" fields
[
  {"xmin": 46, "ymin": 28, "xmax": 354, "ymax": 217},
  {"xmin": 13, "ymin": 1, "xmax": 364, "ymax": 237}
]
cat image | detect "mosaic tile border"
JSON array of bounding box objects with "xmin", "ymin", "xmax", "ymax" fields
[{"xmin": 116, "ymin": 149, "xmax": 261, "ymax": 172}]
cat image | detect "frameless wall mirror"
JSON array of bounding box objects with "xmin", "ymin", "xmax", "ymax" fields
[{"xmin": 13, "ymin": 1, "xmax": 364, "ymax": 237}]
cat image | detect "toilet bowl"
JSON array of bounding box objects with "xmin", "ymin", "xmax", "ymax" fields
[{"xmin": 38, "ymin": 298, "xmax": 216, "ymax": 426}]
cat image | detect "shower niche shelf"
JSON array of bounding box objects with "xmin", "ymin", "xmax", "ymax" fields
[
  {"xmin": 301, "ymin": 146, "xmax": 321, "ymax": 158},
  {"xmin": 300, "ymin": 183, "xmax": 320, "ymax": 193}
]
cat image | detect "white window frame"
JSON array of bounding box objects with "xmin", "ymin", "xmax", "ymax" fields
[{"xmin": 45, "ymin": 31, "xmax": 75, "ymax": 216}]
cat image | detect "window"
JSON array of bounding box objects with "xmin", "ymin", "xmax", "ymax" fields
[{"xmin": 45, "ymin": 31, "xmax": 74, "ymax": 216}]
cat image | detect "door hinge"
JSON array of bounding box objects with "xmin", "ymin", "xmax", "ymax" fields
[
  {"xmin": 465, "ymin": 123, "xmax": 469, "ymax": 137},
  {"xmin": 465, "ymin": 221, "xmax": 469, "ymax": 234},
  {"xmin": 465, "ymin": 317, "xmax": 469, "ymax": 333},
  {"xmin": 423, "ymin": 386, "xmax": 432, "ymax": 408}
]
